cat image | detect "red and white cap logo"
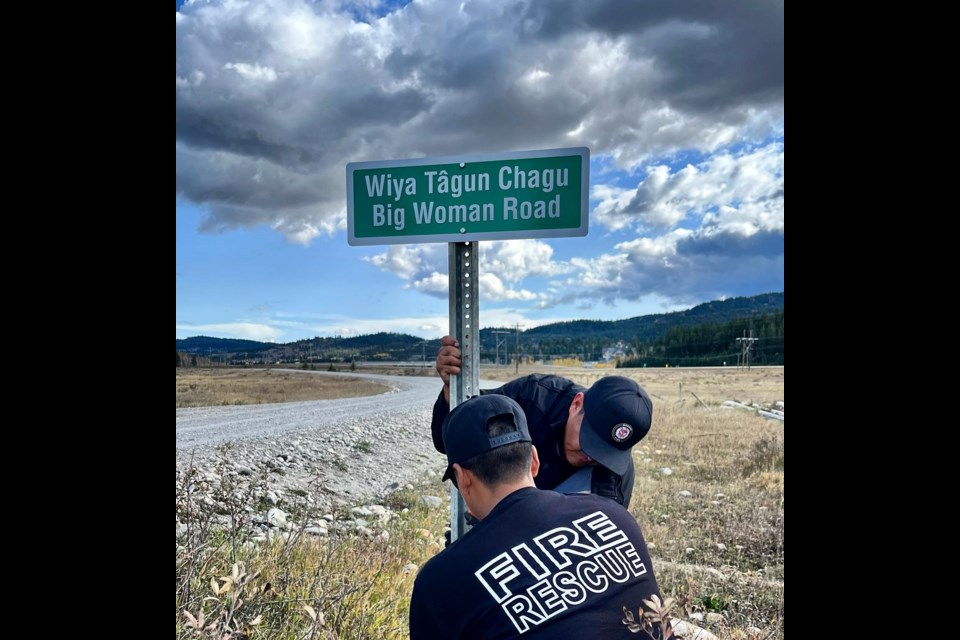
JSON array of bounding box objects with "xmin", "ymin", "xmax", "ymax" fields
[{"xmin": 611, "ymin": 423, "xmax": 634, "ymax": 443}]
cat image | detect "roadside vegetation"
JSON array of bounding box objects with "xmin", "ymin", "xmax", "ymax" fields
[
  {"xmin": 176, "ymin": 365, "xmax": 783, "ymax": 638},
  {"xmin": 176, "ymin": 368, "xmax": 391, "ymax": 408},
  {"xmin": 176, "ymin": 470, "xmax": 447, "ymax": 639}
]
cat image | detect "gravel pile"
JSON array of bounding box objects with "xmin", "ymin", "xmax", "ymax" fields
[{"xmin": 177, "ymin": 405, "xmax": 448, "ymax": 506}]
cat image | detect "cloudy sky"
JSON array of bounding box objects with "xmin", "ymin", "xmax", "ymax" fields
[{"xmin": 176, "ymin": 0, "xmax": 783, "ymax": 343}]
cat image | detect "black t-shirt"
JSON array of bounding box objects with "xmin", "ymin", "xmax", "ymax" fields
[
  {"xmin": 409, "ymin": 488, "xmax": 661, "ymax": 639},
  {"xmin": 431, "ymin": 375, "xmax": 635, "ymax": 507}
]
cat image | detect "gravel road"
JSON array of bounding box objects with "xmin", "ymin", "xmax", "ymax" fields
[
  {"xmin": 176, "ymin": 370, "xmax": 494, "ymax": 505},
  {"xmin": 176, "ymin": 371, "xmax": 442, "ymax": 451}
]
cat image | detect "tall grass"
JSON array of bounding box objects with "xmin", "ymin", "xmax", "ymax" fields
[
  {"xmin": 177, "ymin": 371, "xmax": 783, "ymax": 639},
  {"xmin": 176, "ymin": 464, "xmax": 448, "ymax": 639},
  {"xmin": 629, "ymin": 401, "xmax": 784, "ymax": 638}
]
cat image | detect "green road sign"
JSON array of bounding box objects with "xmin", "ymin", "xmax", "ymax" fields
[{"xmin": 347, "ymin": 147, "xmax": 589, "ymax": 246}]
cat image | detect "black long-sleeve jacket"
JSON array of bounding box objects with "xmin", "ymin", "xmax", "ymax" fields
[{"xmin": 431, "ymin": 374, "xmax": 634, "ymax": 507}]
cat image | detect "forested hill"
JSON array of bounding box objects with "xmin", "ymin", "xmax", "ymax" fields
[
  {"xmin": 176, "ymin": 291, "xmax": 783, "ymax": 363},
  {"xmin": 492, "ymin": 292, "xmax": 783, "ymax": 360},
  {"xmin": 176, "ymin": 332, "xmax": 425, "ymax": 363},
  {"xmin": 519, "ymin": 292, "xmax": 783, "ymax": 343},
  {"xmin": 619, "ymin": 310, "xmax": 784, "ymax": 368},
  {"xmin": 176, "ymin": 336, "xmax": 274, "ymax": 354}
]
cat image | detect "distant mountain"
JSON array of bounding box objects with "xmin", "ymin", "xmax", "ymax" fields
[
  {"xmin": 481, "ymin": 292, "xmax": 784, "ymax": 360},
  {"xmin": 521, "ymin": 292, "xmax": 782, "ymax": 340},
  {"xmin": 619, "ymin": 309, "xmax": 784, "ymax": 368},
  {"xmin": 176, "ymin": 331, "xmax": 426, "ymax": 362},
  {"xmin": 176, "ymin": 336, "xmax": 274, "ymax": 354},
  {"xmin": 176, "ymin": 292, "xmax": 783, "ymax": 364}
]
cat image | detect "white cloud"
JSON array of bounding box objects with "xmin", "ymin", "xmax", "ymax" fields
[
  {"xmin": 479, "ymin": 273, "xmax": 539, "ymax": 301},
  {"xmin": 177, "ymin": 0, "xmax": 783, "ymax": 329},
  {"xmin": 481, "ymin": 240, "xmax": 570, "ymax": 282},
  {"xmin": 177, "ymin": 0, "xmax": 783, "ymax": 242},
  {"xmin": 561, "ymin": 141, "xmax": 785, "ymax": 305},
  {"xmin": 175, "ymin": 322, "xmax": 281, "ymax": 341},
  {"xmin": 568, "ymin": 252, "xmax": 631, "ymax": 289},
  {"xmin": 365, "ymin": 244, "xmax": 438, "ymax": 280},
  {"xmin": 410, "ymin": 272, "xmax": 448, "ymax": 296},
  {"xmin": 593, "ymin": 142, "xmax": 784, "ymax": 234},
  {"xmin": 306, "ymin": 315, "xmax": 451, "ymax": 338},
  {"xmin": 223, "ymin": 62, "xmax": 279, "ymax": 83},
  {"xmin": 367, "ymin": 240, "xmax": 567, "ymax": 299}
]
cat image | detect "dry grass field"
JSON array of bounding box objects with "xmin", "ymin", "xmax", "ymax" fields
[
  {"xmin": 487, "ymin": 364, "xmax": 785, "ymax": 636},
  {"xmin": 483, "ymin": 363, "xmax": 783, "ymax": 407},
  {"xmin": 176, "ymin": 365, "xmax": 783, "ymax": 638},
  {"xmin": 175, "ymin": 367, "xmax": 392, "ymax": 408},
  {"xmin": 631, "ymin": 390, "xmax": 783, "ymax": 637}
]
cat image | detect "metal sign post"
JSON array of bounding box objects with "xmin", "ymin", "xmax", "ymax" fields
[
  {"xmin": 346, "ymin": 147, "xmax": 590, "ymax": 543},
  {"xmin": 448, "ymin": 240, "xmax": 480, "ymax": 543}
]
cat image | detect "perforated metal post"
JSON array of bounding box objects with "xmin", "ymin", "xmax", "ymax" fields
[{"xmin": 448, "ymin": 241, "xmax": 480, "ymax": 543}]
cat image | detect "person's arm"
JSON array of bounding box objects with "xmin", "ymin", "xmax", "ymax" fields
[
  {"xmin": 430, "ymin": 388, "xmax": 449, "ymax": 453},
  {"xmin": 432, "ymin": 336, "xmax": 515, "ymax": 451},
  {"xmin": 430, "ymin": 336, "xmax": 462, "ymax": 453},
  {"xmin": 435, "ymin": 335, "xmax": 461, "ymax": 404},
  {"xmin": 590, "ymin": 458, "xmax": 636, "ymax": 508}
]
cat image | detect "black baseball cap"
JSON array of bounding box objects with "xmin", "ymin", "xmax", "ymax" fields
[
  {"xmin": 441, "ymin": 394, "xmax": 532, "ymax": 482},
  {"xmin": 579, "ymin": 376, "xmax": 653, "ymax": 476}
]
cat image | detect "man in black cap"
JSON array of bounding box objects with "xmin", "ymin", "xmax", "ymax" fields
[
  {"xmin": 410, "ymin": 394, "xmax": 664, "ymax": 639},
  {"xmin": 431, "ymin": 336, "xmax": 653, "ymax": 507}
]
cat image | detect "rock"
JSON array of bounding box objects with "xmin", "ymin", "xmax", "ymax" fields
[
  {"xmin": 367, "ymin": 505, "xmax": 391, "ymax": 521},
  {"xmin": 670, "ymin": 619, "xmax": 718, "ymax": 640},
  {"xmin": 420, "ymin": 496, "xmax": 443, "ymax": 509},
  {"xmin": 267, "ymin": 508, "xmax": 288, "ymax": 529}
]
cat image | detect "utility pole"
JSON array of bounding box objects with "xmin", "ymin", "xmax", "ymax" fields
[
  {"xmin": 736, "ymin": 330, "xmax": 758, "ymax": 370},
  {"xmin": 493, "ymin": 330, "xmax": 510, "ymax": 366},
  {"xmin": 514, "ymin": 323, "xmax": 524, "ymax": 374}
]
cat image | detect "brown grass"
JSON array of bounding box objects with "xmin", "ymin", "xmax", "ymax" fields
[
  {"xmin": 176, "ymin": 368, "xmax": 392, "ymax": 408},
  {"xmin": 486, "ymin": 365, "xmax": 785, "ymax": 636},
  {"xmin": 482, "ymin": 363, "xmax": 784, "ymax": 407},
  {"xmin": 176, "ymin": 365, "xmax": 783, "ymax": 638},
  {"xmin": 626, "ymin": 377, "xmax": 784, "ymax": 638},
  {"xmin": 176, "ymin": 475, "xmax": 449, "ymax": 640}
]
